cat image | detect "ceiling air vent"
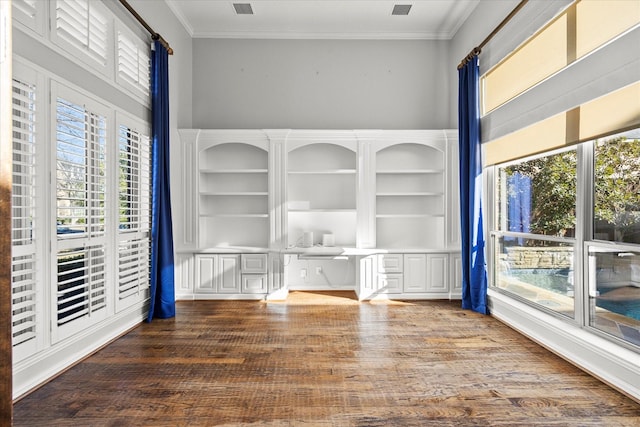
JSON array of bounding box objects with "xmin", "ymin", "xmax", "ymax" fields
[
  {"xmin": 392, "ymin": 4, "xmax": 412, "ymax": 16},
  {"xmin": 233, "ymin": 3, "xmax": 253, "ymax": 15}
]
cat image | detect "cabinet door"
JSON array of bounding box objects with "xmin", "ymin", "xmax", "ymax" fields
[
  {"xmin": 426, "ymin": 254, "xmax": 448, "ymax": 292},
  {"xmin": 195, "ymin": 255, "xmax": 217, "ymax": 293},
  {"xmin": 241, "ymin": 254, "xmax": 267, "ymax": 274},
  {"xmin": 242, "ymin": 274, "xmax": 268, "ymax": 293},
  {"xmin": 403, "ymin": 254, "xmax": 427, "ymax": 293},
  {"xmin": 218, "ymin": 255, "xmax": 241, "ymax": 293}
]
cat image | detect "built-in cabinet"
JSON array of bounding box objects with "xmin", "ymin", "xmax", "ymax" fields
[
  {"xmin": 175, "ymin": 130, "xmax": 460, "ymax": 301},
  {"xmin": 194, "ymin": 253, "xmax": 267, "ymax": 298}
]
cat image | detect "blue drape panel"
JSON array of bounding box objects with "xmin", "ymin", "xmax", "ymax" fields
[
  {"xmin": 148, "ymin": 40, "xmax": 175, "ymax": 322},
  {"xmin": 508, "ymin": 173, "xmax": 531, "ymax": 245},
  {"xmin": 458, "ymin": 56, "xmax": 488, "ymax": 315}
]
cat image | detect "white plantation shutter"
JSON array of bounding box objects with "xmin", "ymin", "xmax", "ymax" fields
[
  {"xmin": 56, "ymin": 245, "xmax": 106, "ymax": 326},
  {"xmin": 13, "ymin": 0, "xmax": 45, "ymax": 35},
  {"xmin": 54, "ymin": 91, "xmax": 109, "ymax": 340},
  {"xmin": 117, "ymin": 29, "xmax": 151, "ymax": 97},
  {"xmin": 56, "ymin": 98, "xmax": 106, "ymax": 237},
  {"xmin": 117, "ymin": 238, "xmax": 150, "ymax": 303},
  {"xmin": 54, "ymin": 0, "xmax": 110, "ymax": 70},
  {"xmin": 11, "ymin": 77, "xmax": 38, "ymax": 352},
  {"xmin": 117, "ymin": 121, "xmax": 151, "ymax": 311}
]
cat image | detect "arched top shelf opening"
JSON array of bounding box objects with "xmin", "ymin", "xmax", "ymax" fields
[
  {"xmin": 200, "ymin": 142, "xmax": 268, "ymax": 171},
  {"xmin": 376, "ymin": 143, "xmax": 444, "ymax": 172},
  {"xmin": 288, "ymin": 143, "xmax": 356, "ymax": 172}
]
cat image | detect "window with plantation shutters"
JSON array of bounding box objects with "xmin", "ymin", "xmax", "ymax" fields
[
  {"xmin": 12, "ymin": 77, "xmax": 38, "ymax": 353},
  {"xmin": 12, "ymin": 0, "xmax": 45, "ymax": 35},
  {"xmin": 55, "ymin": 92, "xmax": 109, "ymax": 338},
  {"xmin": 53, "ymin": 0, "xmax": 110, "ymax": 71},
  {"xmin": 117, "ymin": 28, "xmax": 151, "ymax": 98},
  {"xmin": 116, "ymin": 119, "xmax": 151, "ymax": 311}
]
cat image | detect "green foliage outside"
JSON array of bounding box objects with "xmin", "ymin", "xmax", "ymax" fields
[{"xmin": 503, "ymin": 133, "xmax": 640, "ymax": 244}]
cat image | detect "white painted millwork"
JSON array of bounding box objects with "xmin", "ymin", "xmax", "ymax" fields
[{"xmin": 175, "ymin": 129, "xmax": 461, "ymax": 301}]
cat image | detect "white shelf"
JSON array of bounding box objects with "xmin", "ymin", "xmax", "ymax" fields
[
  {"xmin": 200, "ymin": 169, "xmax": 268, "ymax": 174},
  {"xmin": 376, "ymin": 214, "xmax": 444, "ymax": 218},
  {"xmin": 377, "ymin": 169, "xmax": 443, "ymax": 174},
  {"xmin": 289, "ymin": 209, "xmax": 356, "ymax": 213},
  {"xmin": 200, "ymin": 214, "xmax": 269, "ymax": 218},
  {"xmin": 376, "ymin": 192, "xmax": 442, "ymax": 197},
  {"xmin": 288, "ymin": 169, "xmax": 356, "ymax": 175},
  {"xmin": 200, "ymin": 192, "xmax": 268, "ymax": 196}
]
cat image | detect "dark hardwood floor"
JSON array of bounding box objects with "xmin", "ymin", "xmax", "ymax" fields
[{"xmin": 13, "ymin": 291, "xmax": 640, "ymax": 426}]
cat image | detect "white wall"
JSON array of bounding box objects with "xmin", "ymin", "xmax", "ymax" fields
[{"xmin": 192, "ymin": 39, "xmax": 450, "ymax": 129}]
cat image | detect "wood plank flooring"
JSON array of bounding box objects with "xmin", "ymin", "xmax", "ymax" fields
[{"xmin": 13, "ymin": 291, "xmax": 640, "ymax": 426}]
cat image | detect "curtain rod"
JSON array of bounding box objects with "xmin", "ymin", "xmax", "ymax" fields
[
  {"xmin": 118, "ymin": 0, "xmax": 174, "ymax": 55},
  {"xmin": 457, "ymin": 0, "xmax": 528, "ymax": 69}
]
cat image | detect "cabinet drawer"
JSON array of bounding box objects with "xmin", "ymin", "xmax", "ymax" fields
[
  {"xmin": 242, "ymin": 274, "xmax": 268, "ymax": 293},
  {"xmin": 377, "ymin": 254, "xmax": 403, "ymax": 273},
  {"xmin": 377, "ymin": 273, "xmax": 403, "ymax": 293},
  {"xmin": 241, "ymin": 254, "xmax": 268, "ymax": 274}
]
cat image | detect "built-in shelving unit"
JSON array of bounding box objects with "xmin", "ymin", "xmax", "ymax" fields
[
  {"xmin": 175, "ymin": 129, "xmax": 459, "ymax": 301},
  {"xmin": 199, "ymin": 142, "xmax": 269, "ymax": 248},
  {"xmin": 375, "ymin": 143, "xmax": 445, "ymax": 249},
  {"xmin": 287, "ymin": 142, "xmax": 357, "ymax": 247}
]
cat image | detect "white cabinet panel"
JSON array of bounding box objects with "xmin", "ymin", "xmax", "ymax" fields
[
  {"xmin": 403, "ymin": 254, "xmax": 427, "ymax": 293},
  {"xmin": 219, "ymin": 255, "xmax": 241, "ymax": 293},
  {"xmin": 195, "ymin": 255, "xmax": 217, "ymax": 293},
  {"xmin": 426, "ymin": 254, "xmax": 448, "ymax": 292}
]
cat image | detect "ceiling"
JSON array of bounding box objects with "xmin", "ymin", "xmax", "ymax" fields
[{"xmin": 164, "ymin": 0, "xmax": 480, "ymax": 40}]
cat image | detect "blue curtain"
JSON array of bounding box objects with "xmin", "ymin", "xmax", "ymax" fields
[
  {"xmin": 458, "ymin": 55, "xmax": 488, "ymax": 315},
  {"xmin": 508, "ymin": 172, "xmax": 531, "ymax": 245},
  {"xmin": 148, "ymin": 40, "xmax": 175, "ymax": 322}
]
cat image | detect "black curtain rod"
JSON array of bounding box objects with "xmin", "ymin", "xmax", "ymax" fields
[
  {"xmin": 118, "ymin": 0, "xmax": 174, "ymax": 55},
  {"xmin": 458, "ymin": 0, "xmax": 529, "ymax": 69}
]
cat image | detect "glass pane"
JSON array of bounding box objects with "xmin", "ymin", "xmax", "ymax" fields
[
  {"xmin": 497, "ymin": 149, "xmax": 577, "ymax": 237},
  {"xmin": 494, "ymin": 236, "xmax": 574, "ymax": 318},
  {"xmin": 594, "ymin": 129, "xmax": 640, "ymax": 245},
  {"xmin": 588, "ymin": 247, "xmax": 640, "ymax": 347}
]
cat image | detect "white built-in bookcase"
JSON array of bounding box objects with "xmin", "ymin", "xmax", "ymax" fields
[
  {"xmin": 287, "ymin": 141, "xmax": 357, "ymax": 248},
  {"xmin": 175, "ymin": 130, "xmax": 459, "ymax": 300},
  {"xmin": 198, "ymin": 142, "xmax": 269, "ymax": 248},
  {"xmin": 374, "ymin": 142, "xmax": 446, "ymax": 249}
]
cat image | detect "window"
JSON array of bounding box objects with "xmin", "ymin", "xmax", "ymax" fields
[
  {"xmin": 491, "ymin": 128, "xmax": 640, "ymax": 348},
  {"xmin": 593, "ymin": 130, "xmax": 640, "ymax": 245},
  {"xmin": 588, "ymin": 129, "xmax": 640, "ymax": 346},
  {"xmin": 54, "ymin": 88, "xmax": 109, "ymax": 340},
  {"xmin": 12, "ymin": 0, "xmax": 46, "ymax": 35},
  {"xmin": 117, "ymin": 27, "xmax": 151, "ymax": 98},
  {"xmin": 11, "ymin": 76, "xmax": 39, "ymax": 356},
  {"xmin": 116, "ymin": 117, "xmax": 151, "ymax": 311},
  {"xmin": 493, "ymin": 148, "xmax": 577, "ymax": 319},
  {"xmin": 52, "ymin": 0, "xmax": 111, "ymax": 72}
]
